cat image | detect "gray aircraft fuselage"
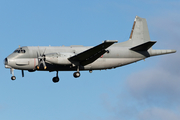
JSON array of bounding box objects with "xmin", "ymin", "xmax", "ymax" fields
[{"xmin": 5, "ymin": 45, "xmax": 175, "ymax": 71}]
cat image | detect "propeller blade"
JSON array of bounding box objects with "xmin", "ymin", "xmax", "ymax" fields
[
  {"xmin": 38, "ymin": 46, "xmax": 41, "ymax": 56},
  {"xmin": 37, "ymin": 46, "xmax": 41, "ymax": 69},
  {"xmin": 38, "ymin": 56, "xmax": 44, "ymax": 59},
  {"xmin": 42, "ymin": 60, "xmax": 47, "ymax": 69},
  {"xmin": 42, "ymin": 48, "xmax": 46, "ymax": 55},
  {"xmin": 36, "ymin": 47, "xmax": 47, "ymax": 69},
  {"xmin": 37, "ymin": 59, "xmax": 41, "ymax": 69}
]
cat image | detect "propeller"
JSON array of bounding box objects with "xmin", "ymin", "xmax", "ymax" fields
[{"xmin": 37, "ymin": 46, "xmax": 47, "ymax": 69}]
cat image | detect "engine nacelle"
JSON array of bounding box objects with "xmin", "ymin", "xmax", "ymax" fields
[{"xmin": 45, "ymin": 53, "xmax": 72, "ymax": 65}]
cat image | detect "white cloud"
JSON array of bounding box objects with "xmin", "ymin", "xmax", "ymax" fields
[{"xmin": 127, "ymin": 63, "xmax": 180, "ymax": 105}]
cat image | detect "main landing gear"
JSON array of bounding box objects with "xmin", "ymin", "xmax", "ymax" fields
[
  {"xmin": 73, "ymin": 66, "xmax": 80, "ymax": 78},
  {"xmin": 52, "ymin": 71, "xmax": 59, "ymax": 83},
  {"xmin": 52, "ymin": 69, "xmax": 80, "ymax": 83}
]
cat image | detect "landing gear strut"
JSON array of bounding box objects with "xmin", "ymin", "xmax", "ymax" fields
[
  {"xmin": 52, "ymin": 71, "xmax": 59, "ymax": 83},
  {"xmin": 73, "ymin": 66, "xmax": 81, "ymax": 78},
  {"xmin": 10, "ymin": 68, "xmax": 16, "ymax": 80}
]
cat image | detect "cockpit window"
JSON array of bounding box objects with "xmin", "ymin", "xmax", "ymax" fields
[
  {"xmin": 14, "ymin": 50, "xmax": 19, "ymax": 53},
  {"xmin": 21, "ymin": 50, "xmax": 26, "ymax": 53},
  {"xmin": 14, "ymin": 49, "xmax": 26, "ymax": 53}
]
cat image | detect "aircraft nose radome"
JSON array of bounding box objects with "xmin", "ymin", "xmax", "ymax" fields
[
  {"xmin": 4, "ymin": 58, "xmax": 8, "ymax": 65},
  {"xmin": 4, "ymin": 58, "xmax": 11, "ymax": 68}
]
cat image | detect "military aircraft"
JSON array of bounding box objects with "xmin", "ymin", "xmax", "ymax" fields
[{"xmin": 4, "ymin": 16, "xmax": 176, "ymax": 83}]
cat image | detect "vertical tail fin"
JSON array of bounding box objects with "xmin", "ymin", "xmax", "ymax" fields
[
  {"xmin": 129, "ymin": 16, "xmax": 151, "ymax": 46},
  {"xmin": 114, "ymin": 16, "xmax": 152, "ymax": 47}
]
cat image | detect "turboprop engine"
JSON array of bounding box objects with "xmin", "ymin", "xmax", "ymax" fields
[{"xmin": 45, "ymin": 53, "xmax": 74, "ymax": 65}]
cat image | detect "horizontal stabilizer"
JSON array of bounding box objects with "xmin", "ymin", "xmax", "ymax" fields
[
  {"xmin": 130, "ymin": 41, "xmax": 156, "ymax": 51},
  {"xmin": 150, "ymin": 49, "xmax": 176, "ymax": 56}
]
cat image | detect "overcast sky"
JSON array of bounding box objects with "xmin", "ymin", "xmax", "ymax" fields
[{"xmin": 0, "ymin": 0, "xmax": 179, "ymax": 120}]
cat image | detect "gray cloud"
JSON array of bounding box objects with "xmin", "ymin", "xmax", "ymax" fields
[
  {"xmin": 127, "ymin": 61, "xmax": 180, "ymax": 106},
  {"xmin": 138, "ymin": 107, "xmax": 180, "ymax": 120},
  {"xmin": 100, "ymin": 92, "xmax": 139, "ymax": 120}
]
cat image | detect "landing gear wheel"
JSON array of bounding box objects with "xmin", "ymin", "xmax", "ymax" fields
[
  {"xmin": 11, "ymin": 76, "xmax": 16, "ymax": 80},
  {"xmin": 73, "ymin": 72, "xmax": 80, "ymax": 78},
  {"xmin": 52, "ymin": 77, "xmax": 59, "ymax": 83}
]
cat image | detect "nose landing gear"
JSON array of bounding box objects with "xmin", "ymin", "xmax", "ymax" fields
[{"xmin": 10, "ymin": 68, "xmax": 16, "ymax": 80}]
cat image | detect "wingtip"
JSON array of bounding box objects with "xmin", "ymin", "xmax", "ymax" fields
[
  {"xmin": 104, "ymin": 40, "xmax": 118, "ymax": 43},
  {"xmin": 171, "ymin": 50, "xmax": 176, "ymax": 53}
]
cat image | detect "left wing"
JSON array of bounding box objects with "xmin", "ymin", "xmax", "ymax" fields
[{"xmin": 68, "ymin": 40, "xmax": 118, "ymax": 66}]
